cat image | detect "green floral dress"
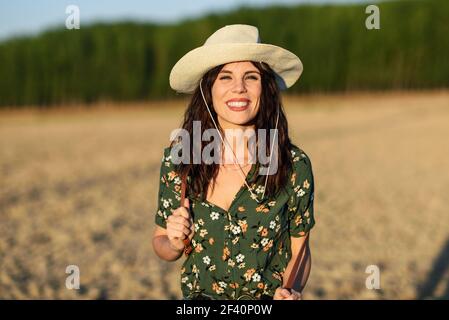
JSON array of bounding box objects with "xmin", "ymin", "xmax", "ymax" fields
[{"xmin": 155, "ymin": 144, "xmax": 315, "ymax": 300}]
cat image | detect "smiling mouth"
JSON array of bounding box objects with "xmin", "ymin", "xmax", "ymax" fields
[{"xmin": 226, "ymin": 101, "xmax": 250, "ymax": 112}]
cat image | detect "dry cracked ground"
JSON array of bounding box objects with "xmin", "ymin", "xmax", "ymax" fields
[{"xmin": 1, "ymin": 91, "xmax": 448, "ymax": 299}]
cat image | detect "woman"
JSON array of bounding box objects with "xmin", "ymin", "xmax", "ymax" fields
[{"xmin": 152, "ymin": 24, "xmax": 315, "ymax": 300}]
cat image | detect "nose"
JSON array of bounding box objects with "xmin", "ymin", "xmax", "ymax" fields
[{"xmin": 231, "ymin": 78, "xmax": 247, "ymax": 93}]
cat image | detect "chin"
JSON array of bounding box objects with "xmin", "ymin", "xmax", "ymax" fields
[
  {"xmin": 225, "ymin": 116, "xmax": 253, "ymax": 126},
  {"xmin": 230, "ymin": 113, "xmax": 257, "ymax": 124}
]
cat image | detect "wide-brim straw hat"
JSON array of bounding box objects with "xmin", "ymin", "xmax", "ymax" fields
[{"xmin": 169, "ymin": 24, "xmax": 303, "ymax": 94}]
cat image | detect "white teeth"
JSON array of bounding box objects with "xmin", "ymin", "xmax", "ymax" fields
[{"xmin": 227, "ymin": 101, "xmax": 249, "ymax": 107}]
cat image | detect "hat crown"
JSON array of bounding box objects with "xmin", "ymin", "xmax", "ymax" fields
[
  {"xmin": 204, "ymin": 24, "xmax": 261, "ymax": 46},
  {"xmin": 170, "ymin": 24, "xmax": 303, "ymax": 93}
]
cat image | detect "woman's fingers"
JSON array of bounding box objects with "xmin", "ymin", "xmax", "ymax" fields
[
  {"xmin": 167, "ymin": 214, "xmax": 191, "ymax": 229},
  {"xmin": 167, "ymin": 218, "xmax": 191, "ymax": 235},
  {"xmin": 183, "ymin": 198, "xmax": 190, "ymax": 209},
  {"xmin": 178, "ymin": 208, "xmax": 191, "ymax": 221},
  {"xmin": 285, "ymin": 289, "xmax": 302, "ymax": 300},
  {"xmin": 167, "ymin": 199, "xmax": 194, "ymax": 242},
  {"xmin": 280, "ymin": 288, "xmax": 292, "ymax": 298},
  {"xmin": 294, "ymin": 291, "xmax": 302, "ymax": 300},
  {"xmin": 274, "ymin": 287, "xmax": 302, "ymax": 300},
  {"xmin": 166, "ymin": 198, "xmax": 195, "ymax": 251},
  {"xmin": 171, "ymin": 201, "xmax": 192, "ymax": 225},
  {"xmin": 273, "ymin": 287, "xmax": 290, "ymax": 300},
  {"xmin": 168, "ymin": 230, "xmax": 186, "ymax": 239},
  {"xmin": 169, "ymin": 223, "xmax": 191, "ymax": 237}
]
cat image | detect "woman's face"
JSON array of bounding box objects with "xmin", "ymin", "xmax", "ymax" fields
[{"xmin": 211, "ymin": 61, "xmax": 261, "ymax": 129}]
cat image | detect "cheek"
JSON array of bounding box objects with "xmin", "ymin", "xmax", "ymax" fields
[
  {"xmin": 251, "ymin": 86, "xmax": 262, "ymax": 109},
  {"xmin": 249, "ymin": 81, "xmax": 262, "ymax": 97},
  {"xmin": 211, "ymin": 84, "xmax": 226, "ymax": 105}
]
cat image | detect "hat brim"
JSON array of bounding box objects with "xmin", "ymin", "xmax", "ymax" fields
[{"xmin": 169, "ymin": 43, "xmax": 303, "ymax": 94}]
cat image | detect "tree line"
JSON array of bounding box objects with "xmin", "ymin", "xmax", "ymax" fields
[{"xmin": 0, "ymin": 0, "xmax": 447, "ymax": 107}]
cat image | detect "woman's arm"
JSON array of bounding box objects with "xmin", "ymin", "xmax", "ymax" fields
[{"xmin": 283, "ymin": 233, "xmax": 311, "ymax": 293}]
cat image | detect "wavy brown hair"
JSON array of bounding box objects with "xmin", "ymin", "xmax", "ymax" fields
[{"xmin": 170, "ymin": 61, "xmax": 296, "ymax": 202}]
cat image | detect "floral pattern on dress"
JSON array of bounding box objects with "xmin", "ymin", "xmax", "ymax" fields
[{"xmin": 155, "ymin": 144, "xmax": 315, "ymax": 299}]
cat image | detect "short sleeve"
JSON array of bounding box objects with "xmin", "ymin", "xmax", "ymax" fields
[
  {"xmin": 288, "ymin": 148, "xmax": 315, "ymax": 238},
  {"xmin": 155, "ymin": 147, "xmax": 182, "ymax": 229}
]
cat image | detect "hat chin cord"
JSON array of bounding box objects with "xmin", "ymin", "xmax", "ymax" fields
[{"xmin": 198, "ymin": 77, "xmax": 280, "ymax": 204}]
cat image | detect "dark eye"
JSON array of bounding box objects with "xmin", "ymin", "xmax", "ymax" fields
[{"xmin": 219, "ymin": 76, "xmax": 231, "ymax": 80}]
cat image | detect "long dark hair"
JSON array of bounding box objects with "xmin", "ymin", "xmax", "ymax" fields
[{"xmin": 171, "ymin": 61, "xmax": 295, "ymax": 201}]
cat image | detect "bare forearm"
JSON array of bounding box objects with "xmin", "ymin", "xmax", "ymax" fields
[
  {"xmin": 283, "ymin": 245, "xmax": 311, "ymax": 293},
  {"xmin": 294, "ymin": 248, "xmax": 311, "ymax": 292},
  {"xmin": 152, "ymin": 235, "xmax": 184, "ymax": 262}
]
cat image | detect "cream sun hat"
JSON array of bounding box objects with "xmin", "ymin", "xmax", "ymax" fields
[{"xmin": 169, "ymin": 24, "xmax": 303, "ymax": 94}]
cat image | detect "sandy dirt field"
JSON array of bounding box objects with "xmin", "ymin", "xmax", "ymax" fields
[{"xmin": 1, "ymin": 90, "xmax": 448, "ymax": 299}]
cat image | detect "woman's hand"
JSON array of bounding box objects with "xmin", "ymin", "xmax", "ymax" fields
[
  {"xmin": 166, "ymin": 198, "xmax": 194, "ymax": 252},
  {"xmin": 273, "ymin": 287, "xmax": 302, "ymax": 300}
]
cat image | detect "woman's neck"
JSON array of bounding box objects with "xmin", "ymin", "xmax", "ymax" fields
[
  {"xmin": 221, "ymin": 134, "xmax": 256, "ymax": 166},
  {"xmin": 217, "ymin": 118, "xmax": 257, "ymax": 165}
]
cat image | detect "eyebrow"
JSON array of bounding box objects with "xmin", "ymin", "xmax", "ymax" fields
[{"xmin": 219, "ymin": 70, "xmax": 261, "ymax": 75}]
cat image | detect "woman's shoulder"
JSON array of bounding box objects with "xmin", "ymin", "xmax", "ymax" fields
[
  {"xmin": 290, "ymin": 144, "xmax": 312, "ymax": 169},
  {"xmin": 161, "ymin": 141, "xmax": 185, "ymax": 160},
  {"xmin": 162, "ymin": 146, "xmax": 172, "ymax": 161},
  {"xmin": 288, "ymin": 144, "xmax": 314, "ymax": 186},
  {"xmin": 160, "ymin": 143, "xmax": 182, "ymax": 167},
  {"xmin": 159, "ymin": 145, "xmax": 182, "ymax": 187},
  {"xmin": 285, "ymin": 145, "xmax": 314, "ymax": 214},
  {"xmin": 160, "ymin": 145, "xmax": 174, "ymax": 170}
]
